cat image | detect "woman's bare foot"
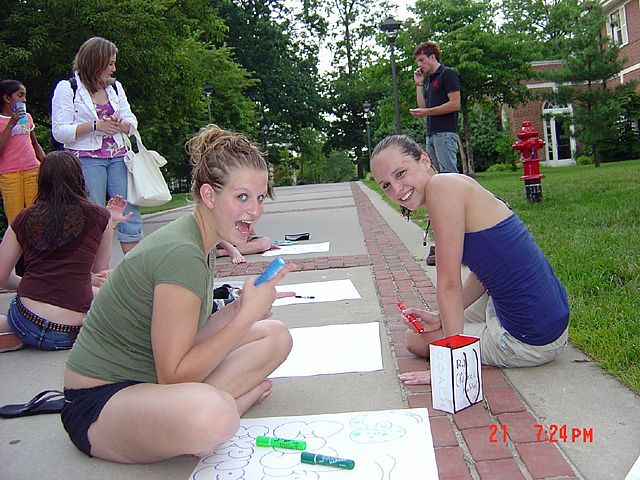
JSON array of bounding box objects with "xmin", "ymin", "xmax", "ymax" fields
[
  {"xmin": 398, "ymin": 370, "xmax": 431, "ymax": 385},
  {"xmin": 236, "ymin": 380, "xmax": 272, "ymax": 415}
]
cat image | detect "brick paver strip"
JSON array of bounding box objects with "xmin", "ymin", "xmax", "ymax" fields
[{"xmin": 214, "ymin": 183, "xmax": 579, "ymax": 479}]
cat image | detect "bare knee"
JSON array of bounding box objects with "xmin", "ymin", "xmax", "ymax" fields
[
  {"xmin": 263, "ymin": 320, "xmax": 293, "ymax": 361},
  {"xmin": 183, "ymin": 387, "xmax": 239, "ymax": 457}
]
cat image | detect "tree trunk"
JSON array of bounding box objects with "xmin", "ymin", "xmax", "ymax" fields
[{"xmin": 460, "ymin": 97, "xmax": 475, "ymax": 176}]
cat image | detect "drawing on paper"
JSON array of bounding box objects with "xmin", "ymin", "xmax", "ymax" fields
[{"xmin": 189, "ymin": 408, "xmax": 438, "ymax": 480}]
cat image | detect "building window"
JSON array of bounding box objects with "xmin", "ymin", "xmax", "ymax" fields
[{"xmin": 609, "ymin": 7, "xmax": 628, "ymax": 46}]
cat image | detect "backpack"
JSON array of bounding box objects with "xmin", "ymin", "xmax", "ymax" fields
[{"xmin": 50, "ymin": 77, "xmax": 118, "ymax": 151}]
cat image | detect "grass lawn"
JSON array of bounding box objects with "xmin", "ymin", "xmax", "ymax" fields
[
  {"xmin": 140, "ymin": 193, "xmax": 192, "ymax": 215},
  {"xmin": 363, "ymin": 159, "xmax": 640, "ymax": 394}
]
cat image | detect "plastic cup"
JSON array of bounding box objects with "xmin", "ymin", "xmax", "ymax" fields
[{"xmin": 12, "ymin": 102, "xmax": 28, "ymax": 125}]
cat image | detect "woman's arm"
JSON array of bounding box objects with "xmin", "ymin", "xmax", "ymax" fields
[
  {"xmin": 92, "ymin": 196, "xmax": 132, "ymax": 273},
  {"xmin": 426, "ymin": 176, "xmax": 467, "ymax": 337},
  {"xmin": 0, "ymin": 111, "xmax": 19, "ymax": 154},
  {"xmin": 30, "ymin": 130, "xmax": 46, "ymax": 161},
  {"xmin": 0, "ymin": 227, "xmax": 23, "ymax": 290},
  {"xmin": 152, "ymin": 265, "xmax": 292, "ymax": 384}
]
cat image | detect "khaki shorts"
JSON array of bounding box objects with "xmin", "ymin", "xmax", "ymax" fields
[{"xmin": 463, "ymin": 295, "xmax": 569, "ymax": 368}]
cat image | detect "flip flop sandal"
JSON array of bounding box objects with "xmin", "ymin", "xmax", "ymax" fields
[{"xmin": 0, "ymin": 389, "xmax": 66, "ymax": 419}]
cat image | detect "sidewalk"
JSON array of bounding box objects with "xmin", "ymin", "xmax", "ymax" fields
[{"xmin": 1, "ymin": 181, "xmax": 638, "ymax": 479}]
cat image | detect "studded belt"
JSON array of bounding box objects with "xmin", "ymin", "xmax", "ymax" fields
[{"xmin": 15, "ymin": 296, "xmax": 81, "ymax": 338}]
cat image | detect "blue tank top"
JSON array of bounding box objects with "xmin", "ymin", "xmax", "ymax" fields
[{"xmin": 461, "ymin": 214, "xmax": 569, "ymax": 345}]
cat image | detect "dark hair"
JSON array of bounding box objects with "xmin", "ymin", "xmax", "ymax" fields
[
  {"xmin": 0, "ymin": 79, "xmax": 24, "ymax": 104},
  {"xmin": 371, "ymin": 135, "xmax": 424, "ymax": 165},
  {"xmin": 186, "ymin": 124, "xmax": 273, "ymax": 201},
  {"xmin": 413, "ymin": 41, "xmax": 441, "ymax": 62},
  {"xmin": 27, "ymin": 151, "xmax": 93, "ymax": 250},
  {"xmin": 73, "ymin": 37, "xmax": 118, "ymax": 94}
]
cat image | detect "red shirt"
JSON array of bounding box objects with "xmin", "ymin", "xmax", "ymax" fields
[{"xmin": 12, "ymin": 203, "xmax": 110, "ymax": 313}]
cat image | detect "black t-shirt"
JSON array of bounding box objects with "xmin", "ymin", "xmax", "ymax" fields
[{"xmin": 425, "ymin": 64, "xmax": 460, "ymax": 135}]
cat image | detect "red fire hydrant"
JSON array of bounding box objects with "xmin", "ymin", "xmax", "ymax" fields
[{"xmin": 512, "ymin": 121, "xmax": 545, "ymax": 203}]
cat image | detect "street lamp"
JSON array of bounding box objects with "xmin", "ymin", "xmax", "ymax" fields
[
  {"xmin": 381, "ymin": 16, "xmax": 402, "ymax": 134},
  {"xmin": 363, "ymin": 100, "xmax": 372, "ymax": 166},
  {"xmin": 203, "ymin": 82, "xmax": 213, "ymax": 124}
]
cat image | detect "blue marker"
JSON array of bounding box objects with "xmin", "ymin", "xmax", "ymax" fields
[{"xmin": 255, "ymin": 257, "xmax": 286, "ymax": 286}]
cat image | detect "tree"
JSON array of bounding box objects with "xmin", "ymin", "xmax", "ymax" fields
[
  {"xmin": 545, "ymin": 0, "xmax": 626, "ymax": 167},
  {"xmin": 0, "ymin": 0, "xmax": 257, "ymax": 180},
  {"xmin": 322, "ymin": 0, "xmax": 392, "ymax": 179}
]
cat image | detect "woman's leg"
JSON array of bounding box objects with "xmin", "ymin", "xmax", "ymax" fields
[
  {"xmin": 0, "ymin": 171, "xmax": 24, "ymax": 222},
  {"xmin": 79, "ymin": 157, "xmax": 108, "ymax": 206},
  {"xmin": 88, "ymin": 382, "xmax": 239, "ymax": 463},
  {"xmin": 22, "ymin": 167, "xmax": 39, "ymax": 208},
  {"xmin": 203, "ymin": 319, "xmax": 292, "ymax": 414},
  {"xmin": 105, "ymin": 157, "xmax": 143, "ymax": 253}
]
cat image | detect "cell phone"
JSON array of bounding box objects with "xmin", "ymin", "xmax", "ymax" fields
[{"xmin": 255, "ymin": 257, "xmax": 286, "ymax": 286}]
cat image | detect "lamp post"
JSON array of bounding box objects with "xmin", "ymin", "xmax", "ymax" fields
[
  {"xmin": 381, "ymin": 17, "xmax": 402, "ymax": 135},
  {"xmin": 203, "ymin": 82, "xmax": 213, "ymax": 124},
  {"xmin": 363, "ymin": 100, "xmax": 372, "ymax": 168}
]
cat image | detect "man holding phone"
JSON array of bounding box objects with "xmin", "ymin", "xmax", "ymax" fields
[{"xmin": 410, "ymin": 41, "xmax": 461, "ymax": 266}]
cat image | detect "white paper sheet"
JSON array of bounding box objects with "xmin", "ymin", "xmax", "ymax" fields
[
  {"xmin": 189, "ymin": 408, "xmax": 439, "ymax": 480},
  {"xmin": 274, "ymin": 279, "xmax": 361, "ymax": 306},
  {"xmin": 262, "ymin": 242, "xmax": 330, "ymax": 256},
  {"xmin": 268, "ymin": 322, "xmax": 382, "ymax": 378},
  {"xmin": 627, "ymin": 455, "xmax": 640, "ymax": 480}
]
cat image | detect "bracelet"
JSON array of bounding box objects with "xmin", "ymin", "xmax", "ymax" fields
[
  {"xmin": 415, "ymin": 83, "xmax": 423, "ymax": 87},
  {"xmin": 93, "ymin": 120, "xmax": 97, "ymax": 132}
]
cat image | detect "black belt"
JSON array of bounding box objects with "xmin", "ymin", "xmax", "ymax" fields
[{"xmin": 15, "ymin": 296, "xmax": 81, "ymax": 338}]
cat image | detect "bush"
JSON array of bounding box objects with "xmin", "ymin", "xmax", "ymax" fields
[
  {"xmin": 486, "ymin": 162, "xmax": 517, "ymax": 172},
  {"xmin": 576, "ymin": 154, "xmax": 594, "ymax": 165}
]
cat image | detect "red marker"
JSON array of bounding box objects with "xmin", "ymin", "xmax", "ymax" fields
[{"xmin": 396, "ymin": 302, "xmax": 425, "ymax": 333}]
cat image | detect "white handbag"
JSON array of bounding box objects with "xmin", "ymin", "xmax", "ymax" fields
[{"xmin": 122, "ymin": 127, "xmax": 172, "ymax": 207}]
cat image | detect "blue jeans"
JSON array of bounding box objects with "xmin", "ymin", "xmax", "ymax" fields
[
  {"xmin": 427, "ymin": 132, "xmax": 459, "ymax": 173},
  {"xmin": 7, "ymin": 297, "xmax": 77, "ymax": 350},
  {"xmin": 79, "ymin": 156, "xmax": 143, "ymax": 243}
]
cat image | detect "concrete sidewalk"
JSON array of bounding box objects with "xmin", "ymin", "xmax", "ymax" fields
[{"xmin": 0, "ymin": 181, "xmax": 638, "ymax": 479}]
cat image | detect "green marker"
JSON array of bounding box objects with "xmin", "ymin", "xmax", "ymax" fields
[
  {"xmin": 256, "ymin": 435, "xmax": 307, "ymax": 450},
  {"xmin": 300, "ymin": 452, "xmax": 355, "ymax": 470}
]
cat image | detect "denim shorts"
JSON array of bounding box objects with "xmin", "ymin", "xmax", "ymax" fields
[
  {"xmin": 62, "ymin": 381, "xmax": 141, "ymax": 457},
  {"xmin": 7, "ymin": 297, "xmax": 79, "ymax": 350},
  {"xmin": 79, "ymin": 156, "xmax": 144, "ymax": 243}
]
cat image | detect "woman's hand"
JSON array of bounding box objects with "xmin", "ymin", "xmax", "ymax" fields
[
  {"xmin": 106, "ymin": 195, "xmax": 133, "ymax": 226},
  {"xmin": 91, "ymin": 269, "xmax": 111, "ymax": 288},
  {"xmin": 96, "ymin": 117, "xmax": 122, "ymax": 135},
  {"xmin": 238, "ymin": 262, "xmax": 297, "ymax": 322},
  {"xmin": 402, "ymin": 307, "xmax": 442, "ymax": 333}
]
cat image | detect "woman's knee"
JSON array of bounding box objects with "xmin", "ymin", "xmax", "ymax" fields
[
  {"xmin": 261, "ymin": 320, "xmax": 293, "ymax": 359},
  {"xmin": 183, "ymin": 387, "xmax": 239, "ymax": 456}
]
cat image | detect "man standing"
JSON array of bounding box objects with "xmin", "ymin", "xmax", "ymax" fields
[{"xmin": 410, "ymin": 41, "xmax": 461, "ymax": 265}]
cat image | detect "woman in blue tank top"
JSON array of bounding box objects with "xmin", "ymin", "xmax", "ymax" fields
[{"xmin": 370, "ymin": 135, "xmax": 569, "ymax": 385}]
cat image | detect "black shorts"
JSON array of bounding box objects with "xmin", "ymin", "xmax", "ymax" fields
[{"xmin": 61, "ymin": 380, "xmax": 140, "ymax": 456}]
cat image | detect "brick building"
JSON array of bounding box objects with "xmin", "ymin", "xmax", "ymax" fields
[{"xmin": 505, "ymin": 0, "xmax": 640, "ymax": 166}]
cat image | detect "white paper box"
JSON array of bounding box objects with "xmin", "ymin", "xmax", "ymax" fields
[{"xmin": 430, "ymin": 334, "xmax": 483, "ymax": 414}]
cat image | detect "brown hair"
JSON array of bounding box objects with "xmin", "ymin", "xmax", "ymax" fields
[
  {"xmin": 371, "ymin": 135, "xmax": 424, "ymax": 165},
  {"xmin": 413, "ymin": 41, "xmax": 440, "ymax": 62},
  {"xmin": 186, "ymin": 125, "xmax": 273, "ymax": 202},
  {"xmin": 73, "ymin": 37, "xmax": 118, "ymax": 94}
]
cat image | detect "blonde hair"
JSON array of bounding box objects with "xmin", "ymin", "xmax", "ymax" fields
[
  {"xmin": 73, "ymin": 37, "xmax": 118, "ymax": 93},
  {"xmin": 186, "ymin": 125, "xmax": 273, "ymax": 201}
]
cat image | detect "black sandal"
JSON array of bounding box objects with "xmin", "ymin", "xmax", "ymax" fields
[{"xmin": 0, "ymin": 390, "xmax": 65, "ymax": 419}]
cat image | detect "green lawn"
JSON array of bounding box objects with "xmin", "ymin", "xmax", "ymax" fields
[
  {"xmin": 140, "ymin": 193, "xmax": 192, "ymax": 215},
  {"xmin": 363, "ymin": 160, "xmax": 640, "ymax": 394}
]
